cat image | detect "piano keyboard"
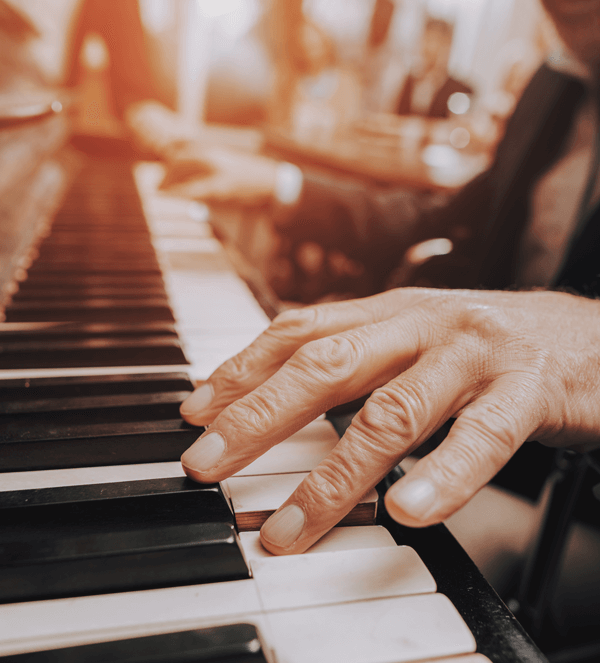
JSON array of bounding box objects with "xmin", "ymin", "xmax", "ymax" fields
[{"xmin": 0, "ymin": 154, "xmax": 491, "ymax": 663}]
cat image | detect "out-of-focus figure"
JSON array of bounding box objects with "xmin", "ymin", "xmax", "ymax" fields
[
  {"xmin": 7, "ymin": 0, "xmax": 194, "ymax": 158},
  {"xmin": 264, "ymin": 0, "xmax": 361, "ymax": 141},
  {"xmin": 396, "ymin": 17, "xmax": 473, "ymax": 119}
]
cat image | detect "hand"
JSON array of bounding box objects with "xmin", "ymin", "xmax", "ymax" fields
[
  {"xmin": 179, "ymin": 288, "xmax": 600, "ymax": 554},
  {"xmin": 160, "ymin": 144, "xmax": 279, "ymax": 206}
]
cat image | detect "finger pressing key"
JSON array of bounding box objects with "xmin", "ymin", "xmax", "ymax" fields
[
  {"xmin": 180, "ymin": 309, "xmax": 430, "ymax": 484},
  {"xmin": 258, "ymin": 344, "xmax": 477, "ymax": 554}
]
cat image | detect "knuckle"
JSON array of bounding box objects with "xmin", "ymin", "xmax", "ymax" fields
[
  {"xmin": 225, "ymin": 390, "xmax": 278, "ymax": 437},
  {"xmin": 212, "ymin": 350, "xmax": 255, "ymax": 394},
  {"xmin": 291, "ymin": 335, "xmax": 362, "ymax": 381},
  {"xmin": 270, "ymin": 306, "xmax": 321, "ymax": 339},
  {"xmin": 459, "ymin": 399, "xmax": 522, "ymax": 458},
  {"xmin": 456, "ymin": 304, "xmax": 507, "ymax": 341},
  {"xmin": 357, "ymin": 382, "xmax": 427, "ymax": 442},
  {"xmin": 297, "ymin": 459, "xmax": 357, "ymax": 511},
  {"xmin": 523, "ymin": 344, "xmax": 553, "ymax": 377},
  {"xmin": 429, "ymin": 440, "xmax": 488, "ymax": 491}
]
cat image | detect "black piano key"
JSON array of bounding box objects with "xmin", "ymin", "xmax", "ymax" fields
[
  {"xmin": 0, "ymin": 478, "xmax": 244, "ymax": 602},
  {"xmin": 0, "ymin": 624, "xmax": 268, "ymax": 663},
  {"xmin": 23, "ymin": 267, "xmax": 164, "ymax": 277},
  {"xmin": 0, "ymin": 418, "xmax": 203, "ymax": 471},
  {"xmin": 10, "ymin": 286, "xmax": 167, "ymax": 300},
  {"xmin": 1, "ymin": 390, "xmax": 193, "ymax": 414},
  {"xmin": 49, "ymin": 220, "xmax": 151, "ymax": 231},
  {"xmin": 18, "ymin": 274, "xmax": 165, "ymax": 288},
  {"xmin": 0, "ymin": 339, "xmax": 188, "ymax": 369},
  {"xmin": 37, "ymin": 239, "xmax": 157, "ymax": 250},
  {"xmin": 1, "ymin": 397, "xmax": 187, "ymax": 433},
  {"xmin": 26, "ymin": 261, "xmax": 161, "ymax": 274},
  {"xmin": 40, "ymin": 231, "xmax": 155, "ymax": 243},
  {"xmin": 6, "ymin": 297, "xmax": 170, "ymax": 310},
  {"xmin": 0, "ymin": 323, "xmax": 185, "ymax": 368},
  {"xmin": 4, "ymin": 302, "xmax": 175, "ymax": 323},
  {"xmin": 0, "ymin": 481, "xmax": 247, "ymax": 602},
  {"xmin": 0, "ymin": 372, "xmax": 194, "ymax": 401},
  {"xmin": 49, "ymin": 221, "xmax": 151, "ymax": 231},
  {"xmin": 36, "ymin": 244, "xmax": 157, "ymax": 257},
  {"xmin": 0, "ymin": 476, "xmax": 230, "ymax": 521},
  {"xmin": 0, "ymin": 522, "xmax": 251, "ymax": 603}
]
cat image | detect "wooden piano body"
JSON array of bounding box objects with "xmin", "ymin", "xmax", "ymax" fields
[{"xmin": 0, "ymin": 108, "xmax": 546, "ymax": 663}]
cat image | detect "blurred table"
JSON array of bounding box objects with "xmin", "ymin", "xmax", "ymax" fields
[{"xmin": 265, "ymin": 113, "xmax": 492, "ymax": 191}]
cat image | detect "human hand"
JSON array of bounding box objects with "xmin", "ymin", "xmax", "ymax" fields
[
  {"xmin": 179, "ymin": 288, "xmax": 600, "ymax": 554},
  {"xmin": 160, "ymin": 144, "xmax": 280, "ymax": 206}
]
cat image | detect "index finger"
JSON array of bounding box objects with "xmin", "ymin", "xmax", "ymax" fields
[
  {"xmin": 180, "ymin": 289, "xmax": 440, "ymax": 426},
  {"xmin": 180, "ymin": 305, "xmax": 432, "ymax": 484}
]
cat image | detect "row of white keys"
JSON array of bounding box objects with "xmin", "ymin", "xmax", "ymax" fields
[
  {"xmin": 0, "ymin": 577, "xmax": 481, "ymax": 663},
  {"xmin": 133, "ymin": 161, "xmax": 270, "ymax": 383},
  {"xmin": 0, "ymin": 545, "xmax": 475, "ymax": 663}
]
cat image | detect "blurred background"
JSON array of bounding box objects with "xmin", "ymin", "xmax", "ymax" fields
[
  {"xmin": 6, "ymin": 0, "xmax": 551, "ymax": 144},
  {"xmin": 2, "ymin": 2, "xmax": 599, "ymax": 661},
  {"xmin": 2, "ymin": 0, "xmax": 563, "ymax": 306}
]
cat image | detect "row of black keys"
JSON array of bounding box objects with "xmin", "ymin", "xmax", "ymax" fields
[
  {"xmin": 0, "ymin": 373, "xmax": 202, "ymax": 471},
  {"xmin": 0, "ymin": 161, "xmax": 268, "ymax": 660},
  {"xmin": 0, "ymin": 158, "xmax": 189, "ymax": 369},
  {"xmin": 0, "ymin": 375, "xmax": 253, "ymax": 641},
  {"xmin": 0, "ymin": 475, "xmax": 247, "ymax": 604}
]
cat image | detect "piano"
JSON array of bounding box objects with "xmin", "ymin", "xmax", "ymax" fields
[{"xmin": 0, "ymin": 106, "xmax": 546, "ymax": 663}]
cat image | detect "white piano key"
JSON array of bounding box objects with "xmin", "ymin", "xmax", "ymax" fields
[
  {"xmin": 146, "ymin": 219, "xmax": 213, "ymax": 238},
  {"xmin": 239, "ymin": 526, "xmax": 397, "ymax": 562},
  {"xmin": 133, "ymin": 163, "xmax": 210, "ymax": 221},
  {"xmin": 132, "ymin": 161, "xmax": 169, "ymax": 194},
  {"xmin": 233, "ymin": 419, "xmax": 339, "ymax": 477},
  {"xmin": 264, "ymin": 593, "xmax": 477, "ymax": 663},
  {"xmin": 419, "ymin": 656, "xmax": 491, "ymax": 663},
  {"xmin": 0, "ymin": 461, "xmax": 186, "ymax": 492},
  {"xmin": 155, "ymin": 237, "xmax": 223, "ymax": 255},
  {"xmin": 183, "ymin": 332, "xmax": 264, "ymax": 381},
  {"xmin": 165, "ymin": 271, "xmax": 269, "ymax": 330},
  {"xmin": 223, "ymin": 472, "xmax": 378, "ymax": 531},
  {"xmin": 142, "ymin": 194, "xmax": 209, "ymax": 222},
  {"xmin": 0, "ymin": 581, "xmax": 264, "ymax": 657},
  {"xmin": 251, "ymin": 546, "xmax": 436, "ymax": 611},
  {"xmin": 225, "ymin": 472, "xmax": 377, "ymax": 515}
]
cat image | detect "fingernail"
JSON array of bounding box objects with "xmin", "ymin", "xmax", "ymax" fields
[
  {"xmin": 181, "ymin": 431, "xmax": 225, "ymax": 473},
  {"xmin": 180, "ymin": 383, "xmax": 214, "ymax": 416},
  {"xmin": 390, "ymin": 479, "xmax": 437, "ymax": 519},
  {"xmin": 261, "ymin": 504, "xmax": 305, "ymax": 548}
]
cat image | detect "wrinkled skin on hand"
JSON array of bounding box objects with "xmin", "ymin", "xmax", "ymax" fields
[{"xmin": 179, "ymin": 288, "xmax": 600, "ymax": 554}]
